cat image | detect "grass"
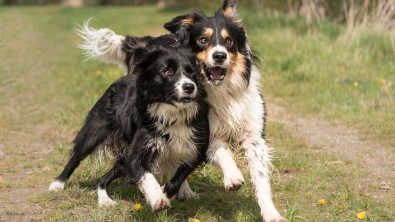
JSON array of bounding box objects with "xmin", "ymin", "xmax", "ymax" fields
[{"xmin": 0, "ymin": 6, "xmax": 394, "ymax": 222}]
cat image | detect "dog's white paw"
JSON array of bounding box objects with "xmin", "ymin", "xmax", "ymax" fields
[
  {"xmin": 98, "ymin": 188, "xmax": 117, "ymax": 207},
  {"xmin": 48, "ymin": 180, "xmax": 65, "ymax": 191},
  {"xmin": 98, "ymin": 198, "xmax": 117, "ymax": 207},
  {"xmin": 179, "ymin": 189, "xmax": 198, "ymax": 200},
  {"xmin": 224, "ymin": 170, "xmax": 245, "ymax": 191},
  {"xmin": 262, "ymin": 211, "xmax": 287, "ymax": 222},
  {"xmin": 150, "ymin": 196, "xmax": 171, "ymax": 212}
]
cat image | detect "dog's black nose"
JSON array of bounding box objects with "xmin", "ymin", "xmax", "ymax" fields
[
  {"xmin": 182, "ymin": 83, "xmax": 195, "ymax": 94},
  {"xmin": 213, "ymin": 52, "xmax": 227, "ymax": 63}
]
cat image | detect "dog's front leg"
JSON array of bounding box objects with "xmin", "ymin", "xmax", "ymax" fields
[
  {"xmin": 242, "ymin": 137, "xmax": 286, "ymax": 222},
  {"xmin": 207, "ymin": 139, "xmax": 245, "ymax": 191},
  {"xmin": 138, "ymin": 172, "xmax": 171, "ymax": 212}
]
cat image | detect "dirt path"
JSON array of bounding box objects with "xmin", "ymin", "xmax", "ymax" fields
[{"xmin": 268, "ymin": 104, "xmax": 395, "ymax": 197}]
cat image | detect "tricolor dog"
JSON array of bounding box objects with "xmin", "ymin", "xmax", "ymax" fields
[{"xmin": 164, "ymin": 0, "xmax": 286, "ymax": 221}]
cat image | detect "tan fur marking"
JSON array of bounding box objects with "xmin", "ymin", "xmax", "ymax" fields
[
  {"xmin": 227, "ymin": 52, "xmax": 246, "ymax": 76},
  {"xmin": 221, "ymin": 29, "xmax": 229, "ymax": 40},
  {"xmin": 223, "ymin": 7, "xmax": 235, "ymax": 19},
  {"xmin": 204, "ymin": 28, "xmax": 214, "ymax": 38},
  {"xmin": 222, "ymin": 7, "xmax": 243, "ymax": 27},
  {"xmin": 196, "ymin": 45, "xmax": 212, "ymax": 64},
  {"xmin": 181, "ymin": 16, "xmax": 194, "ymax": 27}
]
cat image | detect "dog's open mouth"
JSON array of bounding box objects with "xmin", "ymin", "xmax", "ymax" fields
[
  {"xmin": 178, "ymin": 97, "xmax": 193, "ymax": 104},
  {"xmin": 204, "ymin": 65, "xmax": 226, "ymax": 85}
]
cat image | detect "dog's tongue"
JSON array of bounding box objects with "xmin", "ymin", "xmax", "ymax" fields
[{"xmin": 210, "ymin": 67, "xmax": 223, "ymax": 80}]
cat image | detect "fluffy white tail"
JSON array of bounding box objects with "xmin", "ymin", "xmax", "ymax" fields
[{"xmin": 75, "ymin": 19, "xmax": 126, "ymax": 67}]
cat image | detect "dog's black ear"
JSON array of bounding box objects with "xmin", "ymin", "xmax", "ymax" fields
[
  {"xmin": 217, "ymin": 0, "xmax": 242, "ymax": 26},
  {"xmin": 132, "ymin": 46, "xmax": 165, "ymax": 69},
  {"xmin": 164, "ymin": 12, "xmax": 204, "ymax": 46}
]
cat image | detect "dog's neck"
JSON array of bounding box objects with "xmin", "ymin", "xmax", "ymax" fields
[{"xmin": 147, "ymin": 102, "xmax": 198, "ymax": 128}]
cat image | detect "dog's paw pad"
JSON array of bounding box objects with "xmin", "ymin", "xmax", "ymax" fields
[{"xmin": 151, "ymin": 197, "xmax": 171, "ymax": 212}]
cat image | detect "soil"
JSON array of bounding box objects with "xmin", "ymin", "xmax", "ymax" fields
[{"xmin": 268, "ymin": 104, "xmax": 395, "ymax": 198}]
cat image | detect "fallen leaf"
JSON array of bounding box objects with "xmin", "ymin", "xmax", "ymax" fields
[
  {"xmin": 379, "ymin": 185, "xmax": 392, "ymax": 190},
  {"xmin": 43, "ymin": 167, "xmax": 50, "ymax": 171}
]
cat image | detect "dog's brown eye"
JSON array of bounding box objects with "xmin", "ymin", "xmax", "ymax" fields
[
  {"xmin": 225, "ymin": 38, "xmax": 232, "ymax": 44},
  {"xmin": 199, "ymin": 37, "xmax": 208, "ymax": 44},
  {"xmin": 164, "ymin": 70, "xmax": 172, "ymax": 75}
]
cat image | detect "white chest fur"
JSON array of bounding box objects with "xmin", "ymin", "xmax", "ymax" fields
[
  {"xmin": 205, "ymin": 66, "xmax": 265, "ymax": 143},
  {"xmin": 148, "ymin": 102, "xmax": 198, "ymax": 175}
]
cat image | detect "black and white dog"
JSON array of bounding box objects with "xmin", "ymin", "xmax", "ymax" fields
[
  {"xmin": 49, "ymin": 32, "xmax": 209, "ymax": 212},
  {"xmin": 163, "ymin": 0, "xmax": 286, "ymax": 221}
]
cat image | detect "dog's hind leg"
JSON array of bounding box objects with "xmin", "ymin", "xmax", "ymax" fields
[
  {"xmin": 242, "ymin": 137, "xmax": 286, "ymax": 222},
  {"xmin": 49, "ymin": 123, "xmax": 108, "ymax": 191},
  {"xmin": 96, "ymin": 159, "xmax": 125, "ymax": 207}
]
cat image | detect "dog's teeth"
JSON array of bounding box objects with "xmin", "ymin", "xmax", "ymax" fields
[{"xmin": 210, "ymin": 75, "xmax": 213, "ymax": 79}]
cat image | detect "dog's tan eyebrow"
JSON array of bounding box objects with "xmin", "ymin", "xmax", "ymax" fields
[
  {"xmin": 221, "ymin": 29, "xmax": 229, "ymax": 40},
  {"xmin": 204, "ymin": 28, "xmax": 214, "ymax": 38}
]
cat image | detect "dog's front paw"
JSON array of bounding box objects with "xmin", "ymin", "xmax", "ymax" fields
[
  {"xmin": 262, "ymin": 212, "xmax": 286, "ymax": 222},
  {"xmin": 98, "ymin": 198, "xmax": 117, "ymax": 208},
  {"xmin": 48, "ymin": 180, "xmax": 65, "ymax": 191},
  {"xmin": 224, "ymin": 170, "xmax": 245, "ymax": 191},
  {"xmin": 179, "ymin": 189, "xmax": 198, "ymax": 200},
  {"xmin": 151, "ymin": 196, "xmax": 171, "ymax": 212}
]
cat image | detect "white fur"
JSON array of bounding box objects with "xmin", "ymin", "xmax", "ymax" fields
[
  {"xmin": 98, "ymin": 188, "xmax": 116, "ymax": 207},
  {"xmin": 75, "ymin": 19, "xmax": 126, "ymax": 67},
  {"xmin": 205, "ymin": 64, "xmax": 285, "ymax": 221},
  {"xmin": 48, "ymin": 180, "xmax": 65, "ymax": 191},
  {"xmin": 206, "ymin": 45, "xmax": 231, "ymax": 68},
  {"xmin": 148, "ymin": 102, "xmax": 198, "ymax": 126},
  {"xmin": 175, "ymin": 75, "xmax": 197, "ymax": 99},
  {"xmin": 178, "ymin": 180, "xmax": 197, "ymax": 200},
  {"xmin": 138, "ymin": 173, "xmax": 171, "ymax": 212},
  {"xmin": 207, "ymin": 139, "xmax": 245, "ymax": 191},
  {"xmin": 148, "ymin": 102, "xmax": 198, "ymax": 176}
]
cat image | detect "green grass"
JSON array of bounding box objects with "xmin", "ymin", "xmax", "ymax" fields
[
  {"xmin": 243, "ymin": 11, "xmax": 395, "ymax": 147},
  {"xmin": 0, "ymin": 6, "xmax": 394, "ymax": 222}
]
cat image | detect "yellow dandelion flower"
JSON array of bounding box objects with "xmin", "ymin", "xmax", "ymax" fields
[
  {"xmin": 335, "ymin": 83, "xmax": 339, "ymax": 88},
  {"xmin": 190, "ymin": 219, "xmax": 200, "ymax": 222},
  {"xmin": 187, "ymin": 175, "xmax": 192, "ymax": 179},
  {"xmin": 109, "ymin": 72, "xmax": 115, "ymax": 77},
  {"xmin": 357, "ymin": 211, "xmax": 366, "ymax": 219},
  {"xmin": 318, "ymin": 199, "xmax": 326, "ymax": 205},
  {"xmin": 134, "ymin": 204, "xmax": 142, "ymax": 212},
  {"xmin": 84, "ymin": 93, "xmax": 89, "ymax": 97},
  {"xmin": 303, "ymin": 54, "xmax": 307, "ymax": 59},
  {"xmin": 94, "ymin": 93, "xmax": 98, "ymax": 98},
  {"xmin": 354, "ymin": 82, "xmax": 358, "ymax": 87},
  {"xmin": 96, "ymin": 70, "xmax": 102, "ymax": 76},
  {"xmin": 381, "ymin": 79, "xmax": 386, "ymax": 84}
]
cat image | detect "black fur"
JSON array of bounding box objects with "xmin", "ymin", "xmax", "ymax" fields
[
  {"xmin": 164, "ymin": 3, "xmax": 253, "ymax": 85},
  {"xmin": 51, "ymin": 35, "xmax": 209, "ymax": 205}
]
